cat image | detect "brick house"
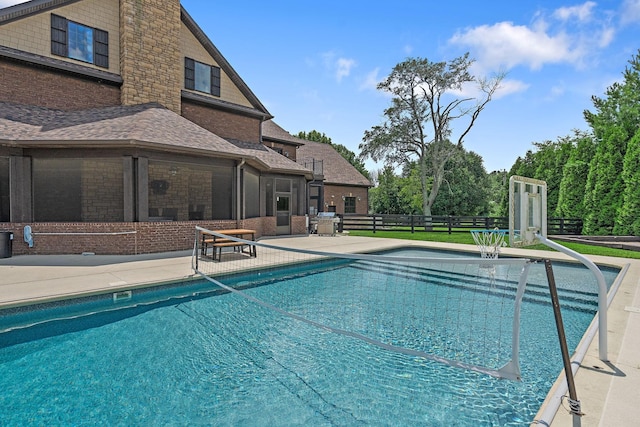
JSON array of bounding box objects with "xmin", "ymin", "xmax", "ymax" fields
[
  {"xmin": 0, "ymin": 0, "xmax": 317, "ymax": 255},
  {"xmin": 262, "ymin": 121, "xmax": 371, "ymax": 216}
]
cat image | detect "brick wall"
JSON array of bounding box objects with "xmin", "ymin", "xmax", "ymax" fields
[
  {"xmin": 182, "ymin": 100, "xmax": 262, "ymax": 143},
  {"xmin": 119, "ymin": 0, "xmax": 182, "ymax": 113},
  {"xmin": 291, "ymin": 216, "xmax": 307, "ymax": 235},
  {"xmin": 3, "ymin": 216, "xmax": 308, "ymax": 255},
  {"xmin": 0, "ymin": 60, "xmax": 121, "ymax": 110},
  {"xmin": 323, "ymin": 185, "xmax": 369, "ymax": 215},
  {"xmin": 263, "ymin": 141, "xmax": 296, "ymax": 161}
]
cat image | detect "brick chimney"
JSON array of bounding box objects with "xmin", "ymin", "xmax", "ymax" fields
[{"xmin": 119, "ymin": 0, "xmax": 182, "ymax": 114}]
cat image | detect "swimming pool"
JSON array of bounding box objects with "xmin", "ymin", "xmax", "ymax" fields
[{"xmin": 0, "ymin": 248, "xmax": 621, "ymax": 426}]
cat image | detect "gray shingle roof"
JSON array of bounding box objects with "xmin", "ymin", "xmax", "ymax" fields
[
  {"xmin": 0, "ymin": 102, "xmax": 311, "ymax": 177},
  {"xmin": 297, "ymin": 139, "xmax": 372, "ymax": 187},
  {"xmin": 261, "ymin": 120, "xmax": 372, "ymax": 187},
  {"xmin": 0, "ymin": 102, "xmax": 242, "ymax": 154},
  {"xmin": 226, "ymin": 138, "xmax": 311, "ymax": 174},
  {"xmin": 262, "ymin": 120, "xmax": 303, "ymax": 146}
]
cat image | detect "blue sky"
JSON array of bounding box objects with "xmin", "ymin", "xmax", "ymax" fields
[{"xmin": 2, "ymin": 1, "xmax": 639, "ymax": 173}]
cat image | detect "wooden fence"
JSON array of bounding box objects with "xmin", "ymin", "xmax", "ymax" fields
[{"xmin": 339, "ymin": 214, "xmax": 583, "ymax": 235}]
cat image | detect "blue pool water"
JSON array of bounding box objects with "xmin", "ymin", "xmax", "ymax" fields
[{"xmin": 0, "ymin": 248, "xmax": 620, "ymax": 426}]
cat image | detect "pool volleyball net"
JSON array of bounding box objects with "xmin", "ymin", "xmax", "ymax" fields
[{"xmin": 192, "ymin": 226, "xmax": 534, "ymax": 381}]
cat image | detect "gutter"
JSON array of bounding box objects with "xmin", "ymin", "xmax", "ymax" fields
[{"xmin": 236, "ymin": 158, "xmax": 245, "ymax": 228}]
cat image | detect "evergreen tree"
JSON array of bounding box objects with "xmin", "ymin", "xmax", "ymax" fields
[
  {"xmin": 296, "ymin": 130, "xmax": 332, "ymax": 144},
  {"xmin": 583, "ymin": 50, "xmax": 640, "ymax": 234},
  {"xmin": 583, "ymin": 126, "xmax": 627, "ymax": 234},
  {"xmin": 531, "ymin": 139, "xmax": 573, "ymax": 214},
  {"xmin": 614, "ymin": 130, "xmax": 640, "ymax": 235},
  {"xmin": 555, "ymin": 131, "xmax": 595, "ymax": 219}
]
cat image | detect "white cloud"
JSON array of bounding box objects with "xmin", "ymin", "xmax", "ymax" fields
[
  {"xmin": 359, "ymin": 68, "xmax": 381, "ymax": 91},
  {"xmin": 548, "ymin": 84, "xmax": 566, "ymax": 100},
  {"xmin": 320, "ymin": 51, "xmax": 357, "ymax": 82},
  {"xmin": 449, "ymin": 22, "xmax": 578, "ymax": 71},
  {"xmin": 336, "ymin": 57, "xmax": 356, "ymax": 82},
  {"xmin": 494, "ymin": 79, "xmax": 530, "ymax": 99},
  {"xmin": 598, "ymin": 26, "xmax": 616, "ymax": 47},
  {"xmin": 553, "ymin": 1, "xmax": 597, "ymax": 22},
  {"xmin": 445, "ymin": 78, "xmax": 528, "ymax": 100},
  {"xmin": 449, "ymin": 2, "xmax": 619, "ymax": 73},
  {"xmin": 620, "ymin": 0, "xmax": 640, "ymax": 25},
  {"xmin": 403, "ymin": 44, "xmax": 413, "ymax": 55}
]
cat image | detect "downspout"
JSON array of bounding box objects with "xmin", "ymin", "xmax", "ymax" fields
[{"xmin": 236, "ymin": 159, "xmax": 245, "ymax": 228}]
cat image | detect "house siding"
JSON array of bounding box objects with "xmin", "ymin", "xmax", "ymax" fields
[
  {"xmin": 0, "ymin": 0, "xmax": 121, "ymax": 74},
  {"xmin": 180, "ymin": 22, "xmax": 253, "ymax": 108}
]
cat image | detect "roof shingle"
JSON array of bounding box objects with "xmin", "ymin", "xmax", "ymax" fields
[
  {"xmin": 262, "ymin": 120, "xmax": 372, "ymax": 187},
  {"xmin": 0, "ymin": 102, "xmax": 311, "ymax": 177}
]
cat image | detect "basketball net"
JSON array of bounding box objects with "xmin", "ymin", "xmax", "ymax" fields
[{"xmin": 471, "ymin": 228, "xmax": 507, "ymax": 259}]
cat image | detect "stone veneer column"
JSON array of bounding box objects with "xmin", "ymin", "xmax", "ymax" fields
[{"xmin": 119, "ymin": 0, "xmax": 182, "ymax": 114}]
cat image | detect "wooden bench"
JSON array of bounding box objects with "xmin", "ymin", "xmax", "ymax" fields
[
  {"xmin": 211, "ymin": 241, "xmax": 255, "ymax": 261},
  {"xmin": 202, "ymin": 237, "xmax": 232, "ymax": 255},
  {"xmin": 200, "ymin": 229, "xmax": 257, "ymax": 261}
]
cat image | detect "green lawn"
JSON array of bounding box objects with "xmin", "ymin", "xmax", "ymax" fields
[{"xmin": 345, "ymin": 230, "xmax": 640, "ymax": 260}]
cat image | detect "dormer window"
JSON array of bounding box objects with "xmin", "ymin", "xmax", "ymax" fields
[
  {"xmin": 185, "ymin": 57, "xmax": 221, "ymax": 96},
  {"xmin": 51, "ymin": 14, "xmax": 108, "ymax": 68}
]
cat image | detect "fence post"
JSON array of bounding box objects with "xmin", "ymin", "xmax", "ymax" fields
[
  {"xmin": 448, "ymin": 215, "xmax": 452, "ymax": 234},
  {"xmin": 411, "ymin": 214, "xmax": 415, "ymax": 233},
  {"xmin": 372, "ymin": 214, "xmax": 376, "ymax": 234}
]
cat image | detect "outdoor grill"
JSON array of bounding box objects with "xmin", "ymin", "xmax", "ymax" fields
[{"xmin": 314, "ymin": 212, "xmax": 341, "ymax": 236}]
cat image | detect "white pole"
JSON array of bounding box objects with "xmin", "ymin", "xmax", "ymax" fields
[{"xmin": 538, "ymin": 235, "xmax": 608, "ymax": 361}]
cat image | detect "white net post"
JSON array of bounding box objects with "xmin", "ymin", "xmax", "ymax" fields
[{"xmin": 471, "ymin": 228, "xmax": 507, "ymax": 259}]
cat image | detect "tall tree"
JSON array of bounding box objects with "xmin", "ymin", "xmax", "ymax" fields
[
  {"xmin": 359, "ymin": 53, "xmax": 503, "ymax": 217},
  {"xmin": 369, "ymin": 166, "xmax": 403, "ymax": 214},
  {"xmin": 583, "ymin": 50, "xmax": 640, "ymax": 234},
  {"xmin": 487, "ymin": 169, "xmax": 508, "ymax": 217},
  {"xmin": 615, "ymin": 130, "xmax": 640, "ymax": 235},
  {"xmin": 506, "ymin": 134, "xmax": 585, "ymax": 216},
  {"xmin": 531, "ymin": 138, "xmax": 573, "ymax": 214},
  {"xmin": 296, "ymin": 130, "xmax": 332, "ymax": 144},
  {"xmin": 430, "ymin": 148, "xmax": 490, "ymax": 216},
  {"xmin": 397, "ymin": 165, "xmax": 424, "ymax": 214},
  {"xmin": 555, "ymin": 131, "xmax": 595, "ymax": 219},
  {"xmin": 296, "ymin": 130, "xmax": 371, "ymax": 180}
]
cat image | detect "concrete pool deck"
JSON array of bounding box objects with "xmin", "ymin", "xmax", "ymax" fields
[{"xmin": 0, "ymin": 234, "xmax": 638, "ymax": 426}]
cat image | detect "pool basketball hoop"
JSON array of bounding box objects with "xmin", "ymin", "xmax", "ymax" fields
[
  {"xmin": 508, "ymin": 175, "xmax": 547, "ymax": 247},
  {"xmin": 471, "ymin": 228, "xmax": 508, "ymax": 259}
]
